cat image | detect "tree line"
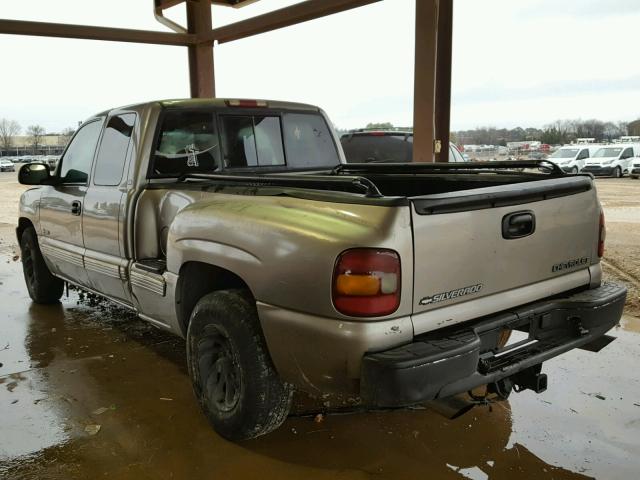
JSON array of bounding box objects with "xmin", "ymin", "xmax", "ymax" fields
[
  {"xmin": 451, "ymin": 119, "xmax": 630, "ymax": 146},
  {"xmin": 0, "ymin": 118, "xmax": 75, "ymax": 151}
]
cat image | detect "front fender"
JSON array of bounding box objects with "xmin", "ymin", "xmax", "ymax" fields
[{"xmin": 18, "ymin": 187, "xmax": 42, "ymax": 235}]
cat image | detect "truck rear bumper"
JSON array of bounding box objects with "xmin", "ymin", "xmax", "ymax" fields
[{"xmin": 361, "ymin": 282, "xmax": 626, "ymax": 407}]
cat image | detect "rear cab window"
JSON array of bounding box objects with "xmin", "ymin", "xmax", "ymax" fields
[
  {"xmin": 220, "ymin": 115, "xmax": 285, "ymax": 168},
  {"xmin": 153, "ymin": 111, "xmax": 221, "ymax": 176},
  {"xmin": 150, "ymin": 108, "xmax": 339, "ymax": 177}
]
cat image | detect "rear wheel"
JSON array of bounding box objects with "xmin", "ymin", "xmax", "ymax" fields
[
  {"xmin": 19, "ymin": 227, "xmax": 64, "ymax": 304},
  {"xmin": 613, "ymin": 166, "xmax": 622, "ymax": 178},
  {"xmin": 186, "ymin": 289, "xmax": 293, "ymax": 441}
]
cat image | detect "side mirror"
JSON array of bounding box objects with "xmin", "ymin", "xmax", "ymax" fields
[{"xmin": 18, "ymin": 162, "xmax": 50, "ymax": 185}]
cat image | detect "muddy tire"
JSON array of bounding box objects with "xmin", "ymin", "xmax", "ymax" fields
[
  {"xmin": 570, "ymin": 166, "xmax": 578, "ymax": 174},
  {"xmin": 186, "ymin": 289, "xmax": 293, "ymax": 441},
  {"xmin": 20, "ymin": 227, "xmax": 64, "ymax": 304},
  {"xmin": 613, "ymin": 166, "xmax": 622, "ymax": 178}
]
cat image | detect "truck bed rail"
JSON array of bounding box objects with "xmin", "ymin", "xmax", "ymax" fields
[
  {"xmin": 333, "ymin": 160, "xmax": 565, "ymax": 176},
  {"xmin": 177, "ymin": 172, "xmax": 384, "ymax": 198}
]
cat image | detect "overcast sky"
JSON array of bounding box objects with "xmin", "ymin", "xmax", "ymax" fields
[{"xmin": 1, "ymin": 0, "xmax": 640, "ymax": 132}]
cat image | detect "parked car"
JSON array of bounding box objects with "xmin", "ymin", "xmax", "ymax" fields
[
  {"xmin": 630, "ymin": 159, "xmax": 640, "ymax": 179},
  {"xmin": 339, "ymin": 129, "xmax": 466, "ymax": 163},
  {"xmin": 17, "ymin": 99, "xmax": 625, "ymax": 441},
  {"xmin": 0, "ymin": 158, "xmax": 15, "ymax": 172},
  {"xmin": 547, "ymin": 145, "xmax": 599, "ymax": 173},
  {"xmin": 583, "ymin": 144, "xmax": 639, "ymax": 177}
]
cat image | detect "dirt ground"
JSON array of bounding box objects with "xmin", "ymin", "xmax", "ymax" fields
[{"xmin": 0, "ymin": 170, "xmax": 639, "ymax": 480}]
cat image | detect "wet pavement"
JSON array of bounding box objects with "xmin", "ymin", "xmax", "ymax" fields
[{"xmin": 1, "ymin": 174, "xmax": 640, "ymax": 479}]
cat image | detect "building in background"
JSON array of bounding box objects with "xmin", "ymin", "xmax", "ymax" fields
[{"xmin": 1, "ymin": 134, "xmax": 69, "ymax": 157}]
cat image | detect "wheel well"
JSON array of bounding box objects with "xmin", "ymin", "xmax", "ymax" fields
[
  {"xmin": 17, "ymin": 218, "xmax": 34, "ymax": 243},
  {"xmin": 176, "ymin": 261, "xmax": 252, "ymax": 335}
]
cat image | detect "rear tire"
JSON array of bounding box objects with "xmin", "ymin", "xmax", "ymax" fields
[
  {"xmin": 613, "ymin": 166, "xmax": 622, "ymax": 178},
  {"xmin": 186, "ymin": 289, "xmax": 293, "ymax": 441},
  {"xmin": 19, "ymin": 227, "xmax": 64, "ymax": 304}
]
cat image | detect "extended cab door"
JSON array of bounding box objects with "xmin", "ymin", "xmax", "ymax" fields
[
  {"xmin": 83, "ymin": 113, "xmax": 136, "ymax": 304},
  {"xmin": 39, "ymin": 119, "xmax": 103, "ymax": 286}
]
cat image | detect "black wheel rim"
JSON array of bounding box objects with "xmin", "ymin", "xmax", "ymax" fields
[
  {"xmin": 22, "ymin": 244, "xmax": 35, "ymax": 286},
  {"xmin": 198, "ymin": 327, "xmax": 241, "ymax": 413}
]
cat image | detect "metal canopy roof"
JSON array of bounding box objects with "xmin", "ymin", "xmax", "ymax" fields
[{"xmin": 0, "ymin": 0, "xmax": 452, "ymax": 162}]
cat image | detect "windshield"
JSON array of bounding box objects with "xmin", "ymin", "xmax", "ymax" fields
[
  {"xmin": 549, "ymin": 148, "xmax": 579, "ymax": 159},
  {"xmin": 593, "ymin": 148, "xmax": 622, "ymax": 158}
]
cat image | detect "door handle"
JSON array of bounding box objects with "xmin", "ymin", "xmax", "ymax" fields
[
  {"xmin": 71, "ymin": 200, "xmax": 82, "ymax": 216},
  {"xmin": 502, "ymin": 211, "xmax": 535, "ymax": 239}
]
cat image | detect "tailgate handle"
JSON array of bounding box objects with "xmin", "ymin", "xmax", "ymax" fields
[{"xmin": 502, "ymin": 211, "xmax": 535, "ymax": 239}]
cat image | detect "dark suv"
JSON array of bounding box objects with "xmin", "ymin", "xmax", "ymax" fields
[{"xmin": 340, "ymin": 130, "xmax": 466, "ymax": 163}]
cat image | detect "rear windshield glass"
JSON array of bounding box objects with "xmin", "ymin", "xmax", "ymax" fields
[
  {"xmin": 282, "ymin": 113, "xmax": 340, "ymax": 168},
  {"xmin": 153, "ymin": 111, "xmax": 220, "ymax": 176},
  {"xmin": 593, "ymin": 148, "xmax": 622, "ymax": 158},
  {"xmin": 220, "ymin": 115, "xmax": 285, "ymax": 168},
  {"xmin": 341, "ymin": 134, "xmax": 413, "ymax": 163},
  {"xmin": 151, "ymin": 110, "xmax": 339, "ymax": 176}
]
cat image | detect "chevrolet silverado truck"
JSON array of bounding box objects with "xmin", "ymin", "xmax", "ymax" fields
[{"xmin": 17, "ymin": 99, "xmax": 626, "ymax": 440}]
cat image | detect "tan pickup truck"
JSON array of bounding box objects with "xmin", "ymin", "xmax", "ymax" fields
[{"xmin": 17, "ymin": 99, "xmax": 626, "ymax": 440}]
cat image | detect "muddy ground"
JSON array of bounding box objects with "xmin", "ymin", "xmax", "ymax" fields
[{"xmin": 0, "ymin": 170, "xmax": 638, "ymax": 479}]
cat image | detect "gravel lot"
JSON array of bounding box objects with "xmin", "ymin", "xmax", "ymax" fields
[{"xmin": 0, "ymin": 169, "xmax": 638, "ymax": 480}]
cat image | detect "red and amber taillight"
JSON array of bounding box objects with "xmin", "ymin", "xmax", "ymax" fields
[
  {"xmin": 598, "ymin": 210, "xmax": 606, "ymax": 258},
  {"xmin": 332, "ymin": 248, "xmax": 401, "ymax": 317}
]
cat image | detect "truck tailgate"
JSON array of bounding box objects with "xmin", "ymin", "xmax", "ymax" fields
[{"xmin": 410, "ymin": 176, "xmax": 599, "ymax": 330}]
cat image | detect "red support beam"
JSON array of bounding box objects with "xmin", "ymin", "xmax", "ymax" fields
[
  {"xmin": 187, "ymin": 0, "xmax": 215, "ymax": 98},
  {"xmin": 435, "ymin": 0, "xmax": 453, "ymax": 162},
  {"xmin": 204, "ymin": 0, "xmax": 382, "ymax": 44},
  {"xmin": 412, "ymin": 0, "xmax": 438, "ymax": 163},
  {"xmin": 0, "ymin": 18, "xmax": 194, "ymax": 46},
  {"xmin": 157, "ymin": 0, "xmax": 187, "ymax": 10}
]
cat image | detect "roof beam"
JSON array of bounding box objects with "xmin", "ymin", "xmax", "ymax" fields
[
  {"xmin": 204, "ymin": 0, "xmax": 382, "ymax": 44},
  {"xmin": 156, "ymin": 0, "xmax": 187, "ymax": 9},
  {"xmin": 0, "ymin": 18, "xmax": 195, "ymax": 46}
]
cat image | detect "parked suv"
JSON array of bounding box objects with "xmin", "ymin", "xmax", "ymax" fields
[
  {"xmin": 630, "ymin": 159, "xmax": 640, "ymax": 179},
  {"xmin": 583, "ymin": 145, "xmax": 639, "ymax": 177},
  {"xmin": 340, "ymin": 129, "xmax": 466, "ymax": 163},
  {"xmin": 547, "ymin": 145, "xmax": 599, "ymax": 173}
]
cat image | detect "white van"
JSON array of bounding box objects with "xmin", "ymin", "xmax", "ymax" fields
[
  {"xmin": 583, "ymin": 144, "xmax": 639, "ymax": 177},
  {"xmin": 547, "ymin": 145, "xmax": 599, "ymax": 173}
]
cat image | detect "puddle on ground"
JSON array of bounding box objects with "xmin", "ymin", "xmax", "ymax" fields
[{"xmin": 1, "ymin": 226, "xmax": 639, "ymax": 479}]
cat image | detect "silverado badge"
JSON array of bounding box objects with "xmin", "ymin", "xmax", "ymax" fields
[{"xmin": 419, "ymin": 283, "xmax": 483, "ymax": 306}]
